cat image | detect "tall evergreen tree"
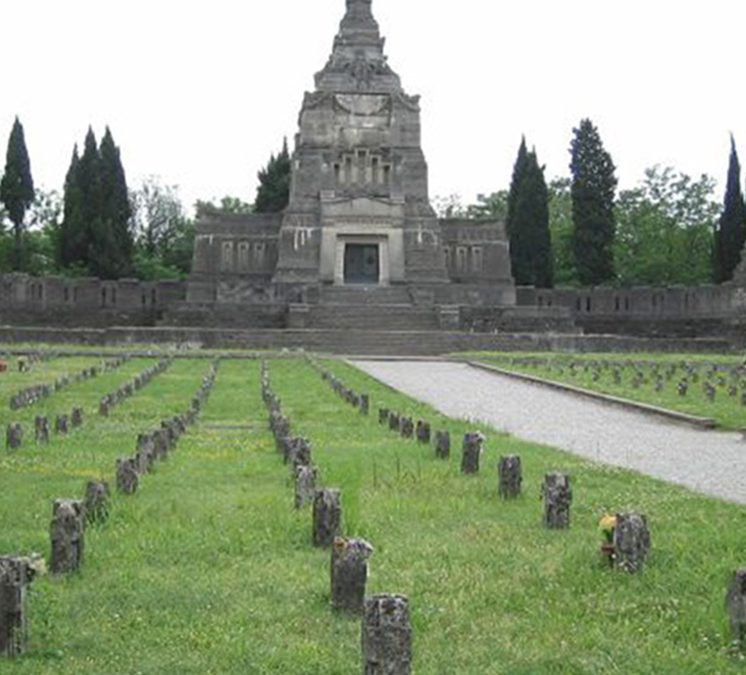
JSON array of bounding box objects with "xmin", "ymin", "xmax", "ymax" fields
[
  {"xmin": 60, "ymin": 145, "xmax": 85, "ymax": 269},
  {"xmin": 508, "ymin": 144, "xmax": 553, "ymax": 287},
  {"xmin": 0, "ymin": 117, "xmax": 35, "ymax": 270},
  {"xmin": 569, "ymin": 119, "xmax": 618, "ymax": 286},
  {"xmin": 254, "ymin": 138, "xmax": 291, "ymax": 213},
  {"xmin": 507, "ymin": 137, "xmax": 529, "ymax": 239},
  {"xmin": 98, "ymin": 127, "xmax": 133, "ymax": 278},
  {"xmin": 714, "ymin": 135, "xmax": 746, "ymax": 282}
]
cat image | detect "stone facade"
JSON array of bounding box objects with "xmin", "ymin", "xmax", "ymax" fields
[{"xmin": 185, "ymin": 0, "xmax": 514, "ymax": 310}]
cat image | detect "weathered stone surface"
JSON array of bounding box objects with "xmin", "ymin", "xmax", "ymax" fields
[
  {"xmin": 542, "ymin": 472, "xmax": 572, "ymax": 529},
  {"xmin": 5, "ymin": 424, "xmax": 22, "ymax": 450},
  {"xmin": 498, "ymin": 455, "xmax": 522, "ymax": 499},
  {"xmin": 55, "ymin": 415, "xmax": 69, "ymax": 435},
  {"xmin": 71, "ymin": 407, "xmax": 84, "ymax": 428},
  {"xmin": 116, "ymin": 458, "xmax": 139, "ymax": 495},
  {"xmin": 461, "ymin": 432, "xmax": 484, "ymax": 474},
  {"xmin": 84, "ymin": 481, "xmax": 110, "ymax": 524},
  {"xmin": 727, "ymin": 569, "xmax": 746, "ymax": 645},
  {"xmin": 313, "ymin": 488, "xmax": 342, "ymax": 547},
  {"xmin": 136, "ymin": 433, "xmax": 156, "ymax": 473},
  {"xmin": 50, "ymin": 499, "xmax": 84, "ymax": 574},
  {"xmin": 0, "ymin": 556, "xmax": 30, "ymax": 657},
  {"xmin": 416, "ymin": 420, "xmax": 431, "ymax": 444},
  {"xmin": 295, "ymin": 465, "xmax": 318, "ymax": 509},
  {"xmin": 362, "ymin": 594, "xmax": 412, "ymax": 675},
  {"xmin": 400, "ymin": 417, "xmax": 414, "ymax": 439},
  {"xmin": 99, "ymin": 396, "xmax": 111, "ymax": 417},
  {"xmin": 613, "ymin": 512, "xmax": 650, "ymax": 573},
  {"xmin": 284, "ymin": 437, "xmax": 311, "ymax": 468},
  {"xmin": 435, "ymin": 430, "xmax": 450, "ymax": 459},
  {"xmin": 34, "ymin": 416, "xmax": 49, "ymax": 444},
  {"xmin": 331, "ymin": 537, "xmax": 373, "ymax": 614}
]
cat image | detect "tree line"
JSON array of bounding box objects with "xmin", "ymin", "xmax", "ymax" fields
[
  {"xmin": 0, "ymin": 118, "xmax": 290, "ymax": 280},
  {"xmin": 438, "ymin": 119, "xmax": 746, "ymax": 288}
]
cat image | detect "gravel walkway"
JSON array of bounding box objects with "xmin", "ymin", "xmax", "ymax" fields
[{"xmin": 353, "ymin": 360, "xmax": 746, "ymax": 505}]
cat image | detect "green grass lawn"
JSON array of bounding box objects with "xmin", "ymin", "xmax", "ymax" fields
[
  {"xmin": 461, "ymin": 352, "xmax": 746, "ymax": 430},
  {"xmin": 1, "ymin": 357, "xmax": 745, "ymax": 673}
]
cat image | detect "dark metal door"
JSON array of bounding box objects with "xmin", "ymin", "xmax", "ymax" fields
[{"xmin": 344, "ymin": 244, "xmax": 379, "ymax": 284}]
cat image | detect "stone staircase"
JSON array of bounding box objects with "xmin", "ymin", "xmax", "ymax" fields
[{"xmin": 308, "ymin": 285, "xmax": 439, "ymax": 331}]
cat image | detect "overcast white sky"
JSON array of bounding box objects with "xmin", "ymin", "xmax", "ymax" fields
[{"xmin": 1, "ymin": 0, "xmax": 744, "ymax": 211}]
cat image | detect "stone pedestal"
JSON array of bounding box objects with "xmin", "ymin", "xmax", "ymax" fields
[
  {"xmin": 542, "ymin": 473, "xmax": 572, "ymax": 529},
  {"xmin": 435, "ymin": 431, "xmax": 450, "ymax": 459},
  {"xmin": 313, "ymin": 489, "xmax": 342, "ymax": 547},
  {"xmin": 727, "ymin": 569, "xmax": 746, "ymax": 645},
  {"xmin": 0, "ymin": 557, "xmax": 30, "ymax": 657},
  {"xmin": 116, "ymin": 458, "xmax": 139, "ymax": 495},
  {"xmin": 613, "ymin": 513, "xmax": 650, "ymax": 573},
  {"xmin": 84, "ymin": 481, "xmax": 110, "ymax": 524},
  {"xmin": 498, "ymin": 455, "xmax": 522, "ymax": 499},
  {"xmin": 50, "ymin": 499, "xmax": 85, "ymax": 574},
  {"xmin": 362, "ymin": 594, "xmax": 412, "ymax": 675},
  {"xmin": 295, "ymin": 465, "xmax": 318, "ymax": 509},
  {"xmin": 461, "ymin": 432, "xmax": 484, "ymax": 474},
  {"xmin": 331, "ymin": 537, "xmax": 373, "ymax": 614}
]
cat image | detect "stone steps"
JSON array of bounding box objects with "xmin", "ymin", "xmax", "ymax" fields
[
  {"xmin": 320, "ymin": 285, "xmax": 414, "ymax": 306},
  {"xmin": 306, "ymin": 303, "xmax": 439, "ymax": 331}
]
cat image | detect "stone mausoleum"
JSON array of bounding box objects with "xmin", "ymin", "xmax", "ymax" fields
[{"xmin": 183, "ymin": 0, "xmax": 543, "ymax": 332}]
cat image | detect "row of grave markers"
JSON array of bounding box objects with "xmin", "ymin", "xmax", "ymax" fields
[
  {"xmin": 9, "ymin": 356, "xmax": 129, "ymax": 411},
  {"xmin": 261, "ymin": 361, "xmax": 412, "ymax": 674},
  {"xmin": 99, "ymin": 358, "xmax": 171, "ymax": 417},
  {"xmin": 0, "ymin": 360, "xmax": 219, "ymax": 658}
]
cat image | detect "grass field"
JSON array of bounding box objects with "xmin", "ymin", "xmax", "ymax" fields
[
  {"xmin": 461, "ymin": 352, "xmax": 746, "ymax": 430},
  {"xmin": 1, "ymin": 355, "xmax": 746, "ymax": 673}
]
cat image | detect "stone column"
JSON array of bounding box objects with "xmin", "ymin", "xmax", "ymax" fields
[
  {"xmin": 613, "ymin": 513, "xmax": 650, "ymax": 573},
  {"xmin": 50, "ymin": 499, "xmax": 85, "ymax": 574},
  {"xmin": 0, "ymin": 557, "xmax": 30, "ymax": 657},
  {"xmin": 331, "ymin": 537, "xmax": 374, "ymax": 614},
  {"xmin": 727, "ymin": 569, "xmax": 746, "ymax": 645},
  {"xmin": 435, "ymin": 431, "xmax": 450, "ymax": 459},
  {"xmin": 542, "ymin": 473, "xmax": 572, "ymax": 529},
  {"xmin": 498, "ymin": 455, "xmax": 522, "ymax": 499},
  {"xmin": 313, "ymin": 489, "xmax": 342, "ymax": 547},
  {"xmin": 116, "ymin": 458, "xmax": 139, "ymax": 495},
  {"xmin": 362, "ymin": 594, "xmax": 412, "ymax": 675},
  {"xmin": 84, "ymin": 481, "xmax": 110, "ymax": 524},
  {"xmin": 295, "ymin": 465, "xmax": 318, "ymax": 509},
  {"xmin": 461, "ymin": 432, "xmax": 484, "ymax": 474}
]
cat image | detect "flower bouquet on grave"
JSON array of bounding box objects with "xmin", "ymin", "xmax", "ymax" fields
[{"xmin": 599, "ymin": 513, "xmax": 617, "ymax": 567}]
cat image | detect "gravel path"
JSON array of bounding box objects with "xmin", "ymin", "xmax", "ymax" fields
[{"xmin": 353, "ymin": 360, "xmax": 746, "ymax": 505}]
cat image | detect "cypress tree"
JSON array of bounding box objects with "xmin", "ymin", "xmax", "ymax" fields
[
  {"xmin": 508, "ymin": 146, "xmax": 553, "ymax": 288},
  {"xmin": 507, "ymin": 136, "xmax": 529, "ymax": 240},
  {"xmin": 714, "ymin": 135, "xmax": 746, "ymax": 282},
  {"xmin": 98, "ymin": 127, "xmax": 133, "ymax": 278},
  {"xmin": 0, "ymin": 117, "xmax": 35, "ymax": 270},
  {"xmin": 60, "ymin": 145, "xmax": 85, "ymax": 269},
  {"xmin": 255, "ymin": 138, "xmax": 291, "ymax": 213},
  {"xmin": 569, "ymin": 119, "xmax": 618, "ymax": 286}
]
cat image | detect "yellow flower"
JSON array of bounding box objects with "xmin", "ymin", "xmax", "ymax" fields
[{"xmin": 599, "ymin": 514, "xmax": 617, "ymax": 532}]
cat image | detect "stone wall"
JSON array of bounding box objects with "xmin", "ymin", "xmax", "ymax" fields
[{"xmin": 0, "ymin": 274, "xmax": 185, "ymax": 326}]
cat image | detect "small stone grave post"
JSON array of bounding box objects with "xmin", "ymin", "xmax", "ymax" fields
[
  {"xmin": 50, "ymin": 499, "xmax": 84, "ymax": 574},
  {"xmin": 6, "ymin": 424, "xmax": 22, "ymax": 450},
  {"xmin": 726, "ymin": 569, "xmax": 746, "ymax": 646},
  {"xmin": 498, "ymin": 455, "xmax": 522, "ymax": 499},
  {"xmin": 388, "ymin": 412, "xmax": 400, "ymax": 432},
  {"xmin": 34, "ymin": 416, "xmax": 49, "ymax": 444},
  {"xmin": 360, "ymin": 394, "xmax": 370, "ymax": 416},
  {"xmin": 71, "ymin": 407, "xmax": 84, "ymax": 428},
  {"xmin": 400, "ymin": 418, "xmax": 414, "ymax": 439},
  {"xmin": 378, "ymin": 408, "xmax": 389, "ymax": 425},
  {"xmin": 331, "ymin": 537, "xmax": 373, "ymax": 614},
  {"xmin": 435, "ymin": 431, "xmax": 450, "ymax": 459},
  {"xmin": 313, "ymin": 488, "xmax": 342, "ymax": 547},
  {"xmin": 84, "ymin": 481, "xmax": 110, "ymax": 524},
  {"xmin": 613, "ymin": 513, "xmax": 651, "ymax": 573},
  {"xmin": 542, "ymin": 473, "xmax": 572, "ymax": 529},
  {"xmin": 295, "ymin": 465, "xmax": 318, "ymax": 509},
  {"xmin": 461, "ymin": 432, "xmax": 484, "ymax": 474},
  {"xmin": 116, "ymin": 458, "xmax": 139, "ymax": 495},
  {"xmin": 362, "ymin": 594, "xmax": 412, "ymax": 675},
  {"xmin": 55, "ymin": 415, "xmax": 69, "ymax": 435},
  {"xmin": 416, "ymin": 421, "xmax": 431, "ymax": 444},
  {"xmin": 0, "ymin": 556, "xmax": 31, "ymax": 657}
]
